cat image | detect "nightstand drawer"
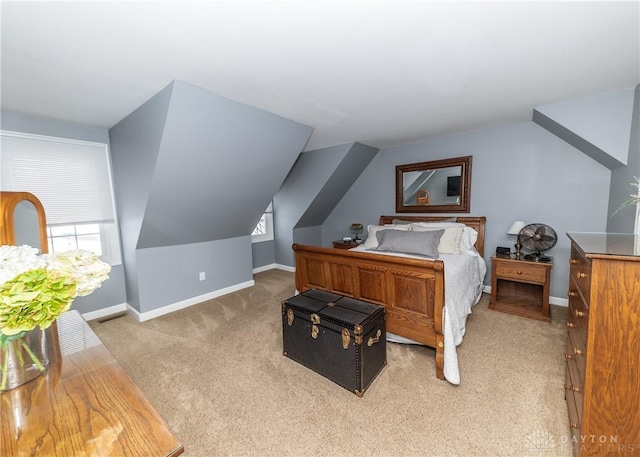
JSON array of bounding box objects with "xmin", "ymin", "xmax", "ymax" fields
[{"xmin": 494, "ymin": 262, "xmax": 547, "ymax": 283}]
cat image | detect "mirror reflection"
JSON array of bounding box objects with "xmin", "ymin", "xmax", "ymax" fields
[
  {"xmin": 402, "ymin": 166, "xmax": 462, "ymax": 206},
  {"xmin": 14, "ymin": 200, "xmax": 43, "ymax": 251},
  {"xmin": 396, "ymin": 156, "xmax": 472, "ymax": 213}
]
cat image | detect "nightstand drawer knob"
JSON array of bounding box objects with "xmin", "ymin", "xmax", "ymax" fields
[
  {"xmin": 578, "ymin": 272, "xmax": 586, "ymax": 279},
  {"xmin": 575, "ymin": 310, "xmax": 584, "ymax": 318},
  {"xmin": 574, "ymin": 347, "xmax": 583, "ymax": 356},
  {"xmin": 517, "ymin": 270, "xmax": 523, "ymax": 275},
  {"xmin": 569, "ymin": 290, "xmax": 577, "ymax": 297},
  {"xmin": 570, "ymin": 259, "xmax": 578, "ymax": 265},
  {"xmin": 565, "ymin": 353, "xmax": 574, "ymax": 360},
  {"xmin": 566, "ymin": 322, "xmax": 575, "ymax": 328},
  {"xmin": 569, "ymin": 421, "xmax": 579, "ymax": 429}
]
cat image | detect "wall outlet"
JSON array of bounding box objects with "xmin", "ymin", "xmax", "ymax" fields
[{"xmin": 199, "ymin": 272, "xmax": 206, "ymax": 281}]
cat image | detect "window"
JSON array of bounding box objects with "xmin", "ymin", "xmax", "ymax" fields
[
  {"xmin": 0, "ymin": 131, "xmax": 122, "ymax": 265},
  {"xmin": 252, "ymin": 202, "xmax": 274, "ymax": 243},
  {"xmin": 48, "ymin": 223, "xmax": 102, "ymax": 254}
]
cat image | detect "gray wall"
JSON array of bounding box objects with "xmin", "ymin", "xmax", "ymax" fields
[
  {"xmin": 109, "ymin": 80, "xmax": 312, "ymax": 314},
  {"xmin": 107, "ymin": 83, "xmax": 174, "ymax": 311},
  {"xmin": 274, "ymin": 142, "xmax": 378, "ymax": 266},
  {"xmin": 136, "ymin": 236, "xmax": 251, "ymax": 313},
  {"xmin": 3, "ymin": 83, "xmax": 635, "ymax": 316},
  {"xmin": 533, "ymin": 87, "xmax": 635, "ymax": 168},
  {"xmin": 607, "ymin": 84, "xmax": 640, "ymax": 233},
  {"xmin": 0, "ymin": 110, "xmax": 127, "ymax": 314},
  {"xmin": 323, "ymin": 121, "xmax": 611, "ymax": 300},
  {"xmin": 274, "ymin": 144, "xmax": 350, "ymax": 266},
  {"xmin": 251, "ymin": 239, "xmax": 275, "ymax": 270}
]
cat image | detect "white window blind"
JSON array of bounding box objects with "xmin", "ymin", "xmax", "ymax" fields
[{"xmin": 0, "ymin": 131, "xmax": 116, "ymax": 225}]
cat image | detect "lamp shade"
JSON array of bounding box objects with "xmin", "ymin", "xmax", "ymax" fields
[{"xmin": 507, "ymin": 220, "xmax": 527, "ymax": 235}]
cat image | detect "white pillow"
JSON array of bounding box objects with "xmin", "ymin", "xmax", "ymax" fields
[
  {"xmin": 460, "ymin": 226, "xmax": 478, "ymax": 251},
  {"xmin": 362, "ymin": 224, "xmax": 409, "ymax": 249},
  {"xmin": 410, "ymin": 221, "xmax": 466, "ymax": 228},
  {"xmin": 410, "ymin": 224, "xmax": 463, "ymax": 255}
]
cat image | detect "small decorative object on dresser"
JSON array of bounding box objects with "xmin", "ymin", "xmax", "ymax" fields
[
  {"xmin": 489, "ymin": 255, "xmax": 552, "ymax": 322},
  {"xmin": 564, "ymin": 233, "xmax": 640, "ymax": 456}
]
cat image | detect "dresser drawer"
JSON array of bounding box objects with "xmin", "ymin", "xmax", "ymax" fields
[
  {"xmin": 494, "ymin": 261, "xmax": 547, "ymax": 284},
  {"xmin": 567, "ymin": 284, "xmax": 588, "ymax": 348},
  {"xmin": 569, "ymin": 245, "xmax": 591, "ymax": 300},
  {"xmin": 565, "ymin": 364, "xmax": 582, "ymax": 435},
  {"xmin": 567, "ymin": 330, "xmax": 587, "ymax": 386}
]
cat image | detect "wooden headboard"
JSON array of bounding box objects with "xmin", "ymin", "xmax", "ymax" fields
[{"xmin": 379, "ymin": 215, "xmax": 486, "ymax": 257}]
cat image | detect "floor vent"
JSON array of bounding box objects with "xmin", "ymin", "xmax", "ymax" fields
[{"xmin": 97, "ymin": 312, "xmax": 128, "ymax": 323}]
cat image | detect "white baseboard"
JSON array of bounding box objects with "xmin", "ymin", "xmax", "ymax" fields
[
  {"xmin": 482, "ymin": 285, "xmax": 568, "ymax": 307},
  {"xmin": 253, "ymin": 263, "xmax": 277, "ymax": 273},
  {"xmin": 84, "ymin": 267, "xmax": 295, "ymax": 324},
  {"xmin": 82, "ymin": 303, "xmax": 128, "ymax": 321},
  {"xmin": 128, "ymin": 280, "xmax": 255, "ymax": 322},
  {"xmin": 252, "ymin": 263, "xmax": 295, "ymax": 274},
  {"xmin": 549, "ymin": 296, "xmax": 568, "ymax": 307}
]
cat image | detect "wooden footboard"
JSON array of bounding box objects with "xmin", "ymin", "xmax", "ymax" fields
[{"xmin": 293, "ymin": 244, "xmax": 446, "ymax": 379}]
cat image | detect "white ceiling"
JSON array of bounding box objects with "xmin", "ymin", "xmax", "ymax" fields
[{"xmin": 1, "ymin": 1, "xmax": 639, "ymax": 151}]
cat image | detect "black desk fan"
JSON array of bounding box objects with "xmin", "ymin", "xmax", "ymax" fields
[{"xmin": 518, "ymin": 223, "xmax": 557, "ymax": 262}]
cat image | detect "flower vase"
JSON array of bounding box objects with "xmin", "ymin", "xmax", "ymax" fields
[{"xmin": 0, "ymin": 328, "xmax": 49, "ymax": 392}]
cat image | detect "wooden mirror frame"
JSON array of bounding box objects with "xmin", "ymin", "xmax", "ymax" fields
[
  {"xmin": 0, "ymin": 191, "xmax": 49, "ymax": 252},
  {"xmin": 395, "ymin": 155, "xmax": 472, "ymax": 213}
]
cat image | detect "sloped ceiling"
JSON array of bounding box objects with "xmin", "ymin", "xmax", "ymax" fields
[
  {"xmin": 533, "ymin": 87, "xmax": 636, "ymax": 169},
  {"xmin": 110, "ymin": 81, "xmax": 313, "ymax": 249},
  {"xmin": 1, "ymin": 1, "xmax": 638, "ymax": 152}
]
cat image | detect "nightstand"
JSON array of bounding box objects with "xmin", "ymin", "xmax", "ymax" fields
[
  {"xmin": 332, "ymin": 240, "xmax": 358, "ymax": 250},
  {"xmin": 489, "ymin": 256, "xmax": 553, "ymax": 322}
]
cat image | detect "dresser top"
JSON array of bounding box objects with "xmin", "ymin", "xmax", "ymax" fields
[
  {"xmin": 1, "ymin": 310, "xmax": 183, "ymax": 457},
  {"xmin": 567, "ymin": 232, "xmax": 640, "ymax": 259}
]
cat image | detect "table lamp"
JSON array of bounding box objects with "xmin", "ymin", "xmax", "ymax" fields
[
  {"xmin": 350, "ymin": 223, "xmax": 364, "ymax": 243},
  {"xmin": 507, "ymin": 220, "xmax": 527, "ymax": 258}
]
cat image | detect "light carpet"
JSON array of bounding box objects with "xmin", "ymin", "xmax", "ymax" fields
[{"xmin": 90, "ymin": 269, "xmax": 572, "ymax": 457}]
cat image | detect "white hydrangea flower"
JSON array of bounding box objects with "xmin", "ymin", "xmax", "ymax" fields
[
  {"xmin": 0, "ymin": 245, "xmax": 46, "ymax": 286},
  {"xmin": 42, "ymin": 249, "xmax": 111, "ymax": 297}
]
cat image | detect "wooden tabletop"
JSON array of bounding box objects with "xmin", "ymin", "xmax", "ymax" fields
[{"xmin": 1, "ymin": 310, "xmax": 183, "ymax": 457}]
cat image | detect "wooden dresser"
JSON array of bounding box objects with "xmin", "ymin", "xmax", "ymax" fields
[
  {"xmin": 1, "ymin": 310, "xmax": 183, "ymax": 457},
  {"xmin": 564, "ymin": 233, "xmax": 640, "ymax": 456}
]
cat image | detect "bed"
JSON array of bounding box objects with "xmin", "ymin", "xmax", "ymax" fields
[{"xmin": 292, "ymin": 215, "xmax": 486, "ymax": 384}]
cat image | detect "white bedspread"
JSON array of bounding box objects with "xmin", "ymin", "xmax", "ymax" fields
[{"xmin": 349, "ymin": 246, "xmax": 487, "ymax": 385}]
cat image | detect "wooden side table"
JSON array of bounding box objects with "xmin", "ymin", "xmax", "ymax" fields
[
  {"xmin": 332, "ymin": 240, "xmax": 358, "ymax": 250},
  {"xmin": 489, "ymin": 256, "xmax": 553, "ymax": 322}
]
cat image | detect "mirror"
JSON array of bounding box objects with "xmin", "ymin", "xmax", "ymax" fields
[
  {"xmin": 0, "ymin": 191, "xmax": 49, "ymax": 253},
  {"xmin": 14, "ymin": 200, "xmax": 42, "ymax": 249},
  {"xmin": 396, "ymin": 156, "xmax": 472, "ymax": 213}
]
